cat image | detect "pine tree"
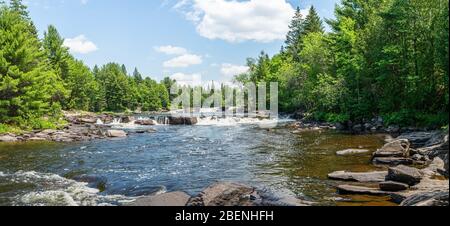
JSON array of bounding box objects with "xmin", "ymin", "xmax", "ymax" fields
[
  {"xmin": 303, "ymin": 6, "xmax": 324, "ymax": 34},
  {"xmin": 285, "ymin": 7, "xmax": 305, "ymax": 61},
  {"xmin": 132, "ymin": 67, "xmax": 143, "ymax": 83}
]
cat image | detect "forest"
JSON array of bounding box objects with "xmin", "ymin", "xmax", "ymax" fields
[
  {"xmin": 1, "ymin": 0, "xmax": 449, "ymax": 133},
  {"xmin": 236, "ymin": 0, "xmax": 449, "ymax": 127},
  {"xmin": 0, "ymin": 0, "xmax": 171, "ymax": 132}
]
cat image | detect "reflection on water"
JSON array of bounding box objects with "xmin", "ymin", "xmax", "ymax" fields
[{"xmin": 0, "ymin": 122, "xmax": 392, "ymax": 206}]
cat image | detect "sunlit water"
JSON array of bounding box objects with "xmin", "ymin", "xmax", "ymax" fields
[{"xmin": 0, "ymin": 117, "xmax": 391, "ymax": 206}]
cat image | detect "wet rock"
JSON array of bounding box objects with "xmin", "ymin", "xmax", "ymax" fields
[
  {"xmin": 187, "ymin": 182, "xmax": 261, "ymax": 206},
  {"xmin": 337, "ymin": 185, "xmax": 392, "ymax": 196},
  {"xmin": 128, "ymin": 191, "xmax": 191, "ymax": 206},
  {"xmin": 386, "ymin": 125, "xmax": 400, "ymax": 133},
  {"xmin": 386, "ymin": 165, "xmax": 423, "ymax": 186},
  {"xmin": 373, "ymin": 157, "xmax": 414, "ymax": 166},
  {"xmin": 400, "ymin": 191, "xmax": 449, "ymax": 206},
  {"xmin": 373, "ymin": 139, "xmax": 410, "ymax": 158},
  {"xmin": 168, "ymin": 116, "xmax": 198, "ymax": 125},
  {"xmin": 379, "ymin": 181, "xmax": 409, "ymax": 192},
  {"xmin": 79, "ymin": 117, "xmax": 97, "ymax": 124},
  {"xmin": 352, "ymin": 124, "xmax": 363, "ymax": 133},
  {"xmin": 120, "ymin": 116, "xmax": 134, "ymax": 124},
  {"xmin": 0, "ymin": 134, "xmax": 18, "ymax": 142},
  {"xmin": 135, "ymin": 120, "xmax": 156, "ymax": 126},
  {"xmin": 27, "ymin": 137, "xmax": 47, "ymax": 141},
  {"xmin": 328, "ymin": 171, "xmax": 388, "ymax": 182},
  {"xmin": 106, "ymin": 130, "xmax": 127, "ymax": 138},
  {"xmin": 336, "ymin": 149, "xmax": 370, "ymax": 156},
  {"xmin": 397, "ymin": 131, "xmax": 443, "ymax": 148}
]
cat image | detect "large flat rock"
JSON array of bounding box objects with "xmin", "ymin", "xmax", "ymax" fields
[
  {"xmin": 386, "ymin": 165, "xmax": 423, "ymax": 186},
  {"xmin": 336, "ymin": 149, "xmax": 370, "ymax": 156},
  {"xmin": 373, "ymin": 139, "xmax": 410, "ymax": 158},
  {"xmin": 337, "ymin": 185, "xmax": 393, "ymax": 196},
  {"xmin": 127, "ymin": 191, "xmax": 190, "ymax": 206},
  {"xmin": 328, "ymin": 171, "xmax": 388, "ymax": 182},
  {"xmin": 373, "ymin": 157, "xmax": 413, "ymax": 166}
]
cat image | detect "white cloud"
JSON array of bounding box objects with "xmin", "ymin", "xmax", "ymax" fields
[
  {"xmin": 154, "ymin": 45, "xmax": 188, "ymax": 55},
  {"xmin": 220, "ymin": 63, "xmax": 249, "ymax": 78},
  {"xmin": 63, "ymin": 35, "xmax": 98, "ymax": 54},
  {"xmin": 170, "ymin": 72, "xmax": 203, "ymax": 86},
  {"xmin": 163, "ymin": 54, "xmax": 203, "ymax": 68},
  {"xmin": 175, "ymin": 0, "xmax": 296, "ymax": 43}
]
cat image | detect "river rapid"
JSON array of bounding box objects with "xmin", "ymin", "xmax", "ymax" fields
[{"xmin": 0, "ymin": 115, "xmax": 394, "ymax": 206}]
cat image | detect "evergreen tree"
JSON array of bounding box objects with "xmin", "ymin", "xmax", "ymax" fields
[
  {"xmin": 285, "ymin": 7, "xmax": 305, "ymax": 61},
  {"xmin": 303, "ymin": 6, "xmax": 324, "ymax": 34},
  {"xmin": 132, "ymin": 67, "xmax": 143, "ymax": 83}
]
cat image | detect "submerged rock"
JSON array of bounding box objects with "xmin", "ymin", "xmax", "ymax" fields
[
  {"xmin": 134, "ymin": 120, "xmax": 156, "ymax": 126},
  {"xmin": 379, "ymin": 181, "xmax": 409, "ymax": 192},
  {"xmin": 373, "ymin": 157, "xmax": 414, "ymax": 166},
  {"xmin": 328, "ymin": 171, "xmax": 388, "ymax": 182},
  {"xmin": 168, "ymin": 116, "xmax": 198, "ymax": 125},
  {"xmin": 386, "ymin": 165, "xmax": 423, "ymax": 186},
  {"xmin": 128, "ymin": 191, "xmax": 191, "ymax": 206},
  {"xmin": 336, "ymin": 149, "xmax": 370, "ymax": 156}
]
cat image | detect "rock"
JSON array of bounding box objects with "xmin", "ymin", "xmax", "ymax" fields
[
  {"xmin": 0, "ymin": 135, "xmax": 18, "ymax": 142},
  {"xmin": 386, "ymin": 165, "xmax": 423, "ymax": 186},
  {"xmin": 352, "ymin": 124, "xmax": 363, "ymax": 133},
  {"xmin": 379, "ymin": 181, "xmax": 409, "ymax": 191},
  {"xmin": 420, "ymin": 157, "xmax": 446, "ymax": 178},
  {"xmin": 106, "ymin": 130, "xmax": 127, "ymax": 138},
  {"xmin": 386, "ymin": 125, "xmax": 400, "ymax": 133},
  {"xmin": 400, "ymin": 191, "xmax": 449, "ymax": 206},
  {"xmin": 128, "ymin": 192, "xmax": 191, "ymax": 206},
  {"xmin": 120, "ymin": 116, "xmax": 134, "ymax": 124},
  {"xmin": 79, "ymin": 117, "xmax": 97, "ymax": 124},
  {"xmin": 337, "ymin": 185, "xmax": 392, "ymax": 196},
  {"xmin": 134, "ymin": 120, "xmax": 156, "ymax": 126},
  {"xmin": 187, "ymin": 182, "xmax": 261, "ymax": 206},
  {"xmin": 373, "ymin": 157, "xmax": 414, "ymax": 166},
  {"xmin": 27, "ymin": 137, "xmax": 47, "ymax": 141},
  {"xmin": 397, "ymin": 131, "xmax": 443, "ymax": 148},
  {"xmin": 373, "ymin": 139, "xmax": 410, "ymax": 158},
  {"xmin": 168, "ymin": 116, "xmax": 198, "ymax": 125},
  {"xmin": 336, "ymin": 149, "xmax": 370, "ymax": 156},
  {"xmin": 328, "ymin": 171, "xmax": 388, "ymax": 182}
]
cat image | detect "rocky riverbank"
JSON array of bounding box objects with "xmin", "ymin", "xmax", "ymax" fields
[
  {"xmin": 327, "ymin": 130, "xmax": 449, "ymax": 206},
  {"xmin": 0, "ymin": 111, "xmax": 199, "ymax": 143}
]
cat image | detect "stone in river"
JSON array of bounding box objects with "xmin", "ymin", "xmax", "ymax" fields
[
  {"xmin": 373, "ymin": 157, "xmax": 414, "ymax": 166},
  {"xmin": 134, "ymin": 120, "xmax": 155, "ymax": 126},
  {"xmin": 400, "ymin": 191, "xmax": 449, "ymax": 206},
  {"xmin": 128, "ymin": 191, "xmax": 191, "ymax": 206},
  {"xmin": 328, "ymin": 171, "xmax": 388, "ymax": 182},
  {"xmin": 386, "ymin": 165, "xmax": 423, "ymax": 186},
  {"xmin": 336, "ymin": 149, "xmax": 370, "ymax": 156},
  {"xmin": 373, "ymin": 139, "xmax": 410, "ymax": 158},
  {"xmin": 187, "ymin": 182, "xmax": 261, "ymax": 206},
  {"xmin": 0, "ymin": 135, "xmax": 18, "ymax": 142},
  {"xmin": 106, "ymin": 130, "xmax": 127, "ymax": 138},
  {"xmin": 379, "ymin": 181, "xmax": 409, "ymax": 192}
]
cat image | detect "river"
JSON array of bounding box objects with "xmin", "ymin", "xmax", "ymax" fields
[{"xmin": 0, "ymin": 116, "xmax": 395, "ymax": 206}]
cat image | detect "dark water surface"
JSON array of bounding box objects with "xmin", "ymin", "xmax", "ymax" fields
[{"xmin": 0, "ymin": 122, "xmax": 392, "ymax": 206}]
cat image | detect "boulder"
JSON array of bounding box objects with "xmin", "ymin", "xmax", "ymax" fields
[
  {"xmin": 0, "ymin": 135, "xmax": 18, "ymax": 142},
  {"xmin": 128, "ymin": 191, "xmax": 191, "ymax": 206},
  {"xmin": 187, "ymin": 182, "xmax": 261, "ymax": 206},
  {"xmin": 79, "ymin": 117, "xmax": 97, "ymax": 124},
  {"xmin": 106, "ymin": 130, "xmax": 127, "ymax": 138},
  {"xmin": 336, "ymin": 149, "xmax": 370, "ymax": 156},
  {"xmin": 379, "ymin": 181, "xmax": 409, "ymax": 192},
  {"xmin": 120, "ymin": 116, "xmax": 134, "ymax": 124},
  {"xmin": 328, "ymin": 171, "xmax": 388, "ymax": 182},
  {"xmin": 134, "ymin": 120, "xmax": 156, "ymax": 126},
  {"xmin": 168, "ymin": 116, "xmax": 198, "ymax": 125},
  {"xmin": 400, "ymin": 191, "xmax": 449, "ymax": 206},
  {"xmin": 373, "ymin": 157, "xmax": 413, "ymax": 166},
  {"xmin": 397, "ymin": 131, "xmax": 443, "ymax": 148},
  {"xmin": 373, "ymin": 139, "xmax": 410, "ymax": 158},
  {"xmin": 386, "ymin": 165, "xmax": 423, "ymax": 186}
]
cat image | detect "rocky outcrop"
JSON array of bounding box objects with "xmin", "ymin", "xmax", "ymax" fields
[
  {"xmin": 373, "ymin": 139, "xmax": 410, "ymax": 158},
  {"xmin": 106, "ymin": 130, "xmax": 127, "ymax": 138},
  {"xmin": 397, "ymin": 131, "xmax": 444, "ymax": 148},
  {"xmin": 336, "ymin": 149, "xmax": 370, "ymax": 156},
  {"xmin": 128, "ymin": 192, "xmax": 191, "ymax": 206},
  {"xmin": 337, "ymin": 185, "xmax": 393, "ymax": 196},
  {"xmin": 372, "ymin": 157, "xmax": 414, "ymax": 166},
  {"xmin": 386, "ymin": 165, "xmax": 423, "ymax": 186},
  {"xmin": 328, "ymin": 171, "xmax": 388, "ymax": 182},
  {"xmin": 134, "ymin": 120, "xmax": 156, "ymax": 126},
  {"xmin": 400, "ymin": 191, "xmax": 449, "ymax": 206}
]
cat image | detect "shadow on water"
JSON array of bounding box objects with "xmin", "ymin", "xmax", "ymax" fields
[{"xmin": 0, "ymin": 124, "xmax": 395, "ymax": 206}]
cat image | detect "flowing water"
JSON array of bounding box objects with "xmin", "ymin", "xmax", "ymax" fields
[{"xmin": 0, "ymin": 116, "xmax": 394, "ymax": 206}]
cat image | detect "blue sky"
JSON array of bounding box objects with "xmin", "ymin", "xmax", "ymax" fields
[{"xmin": 23, "ymin": 0, "xmax": 340, "ymax": 84}]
